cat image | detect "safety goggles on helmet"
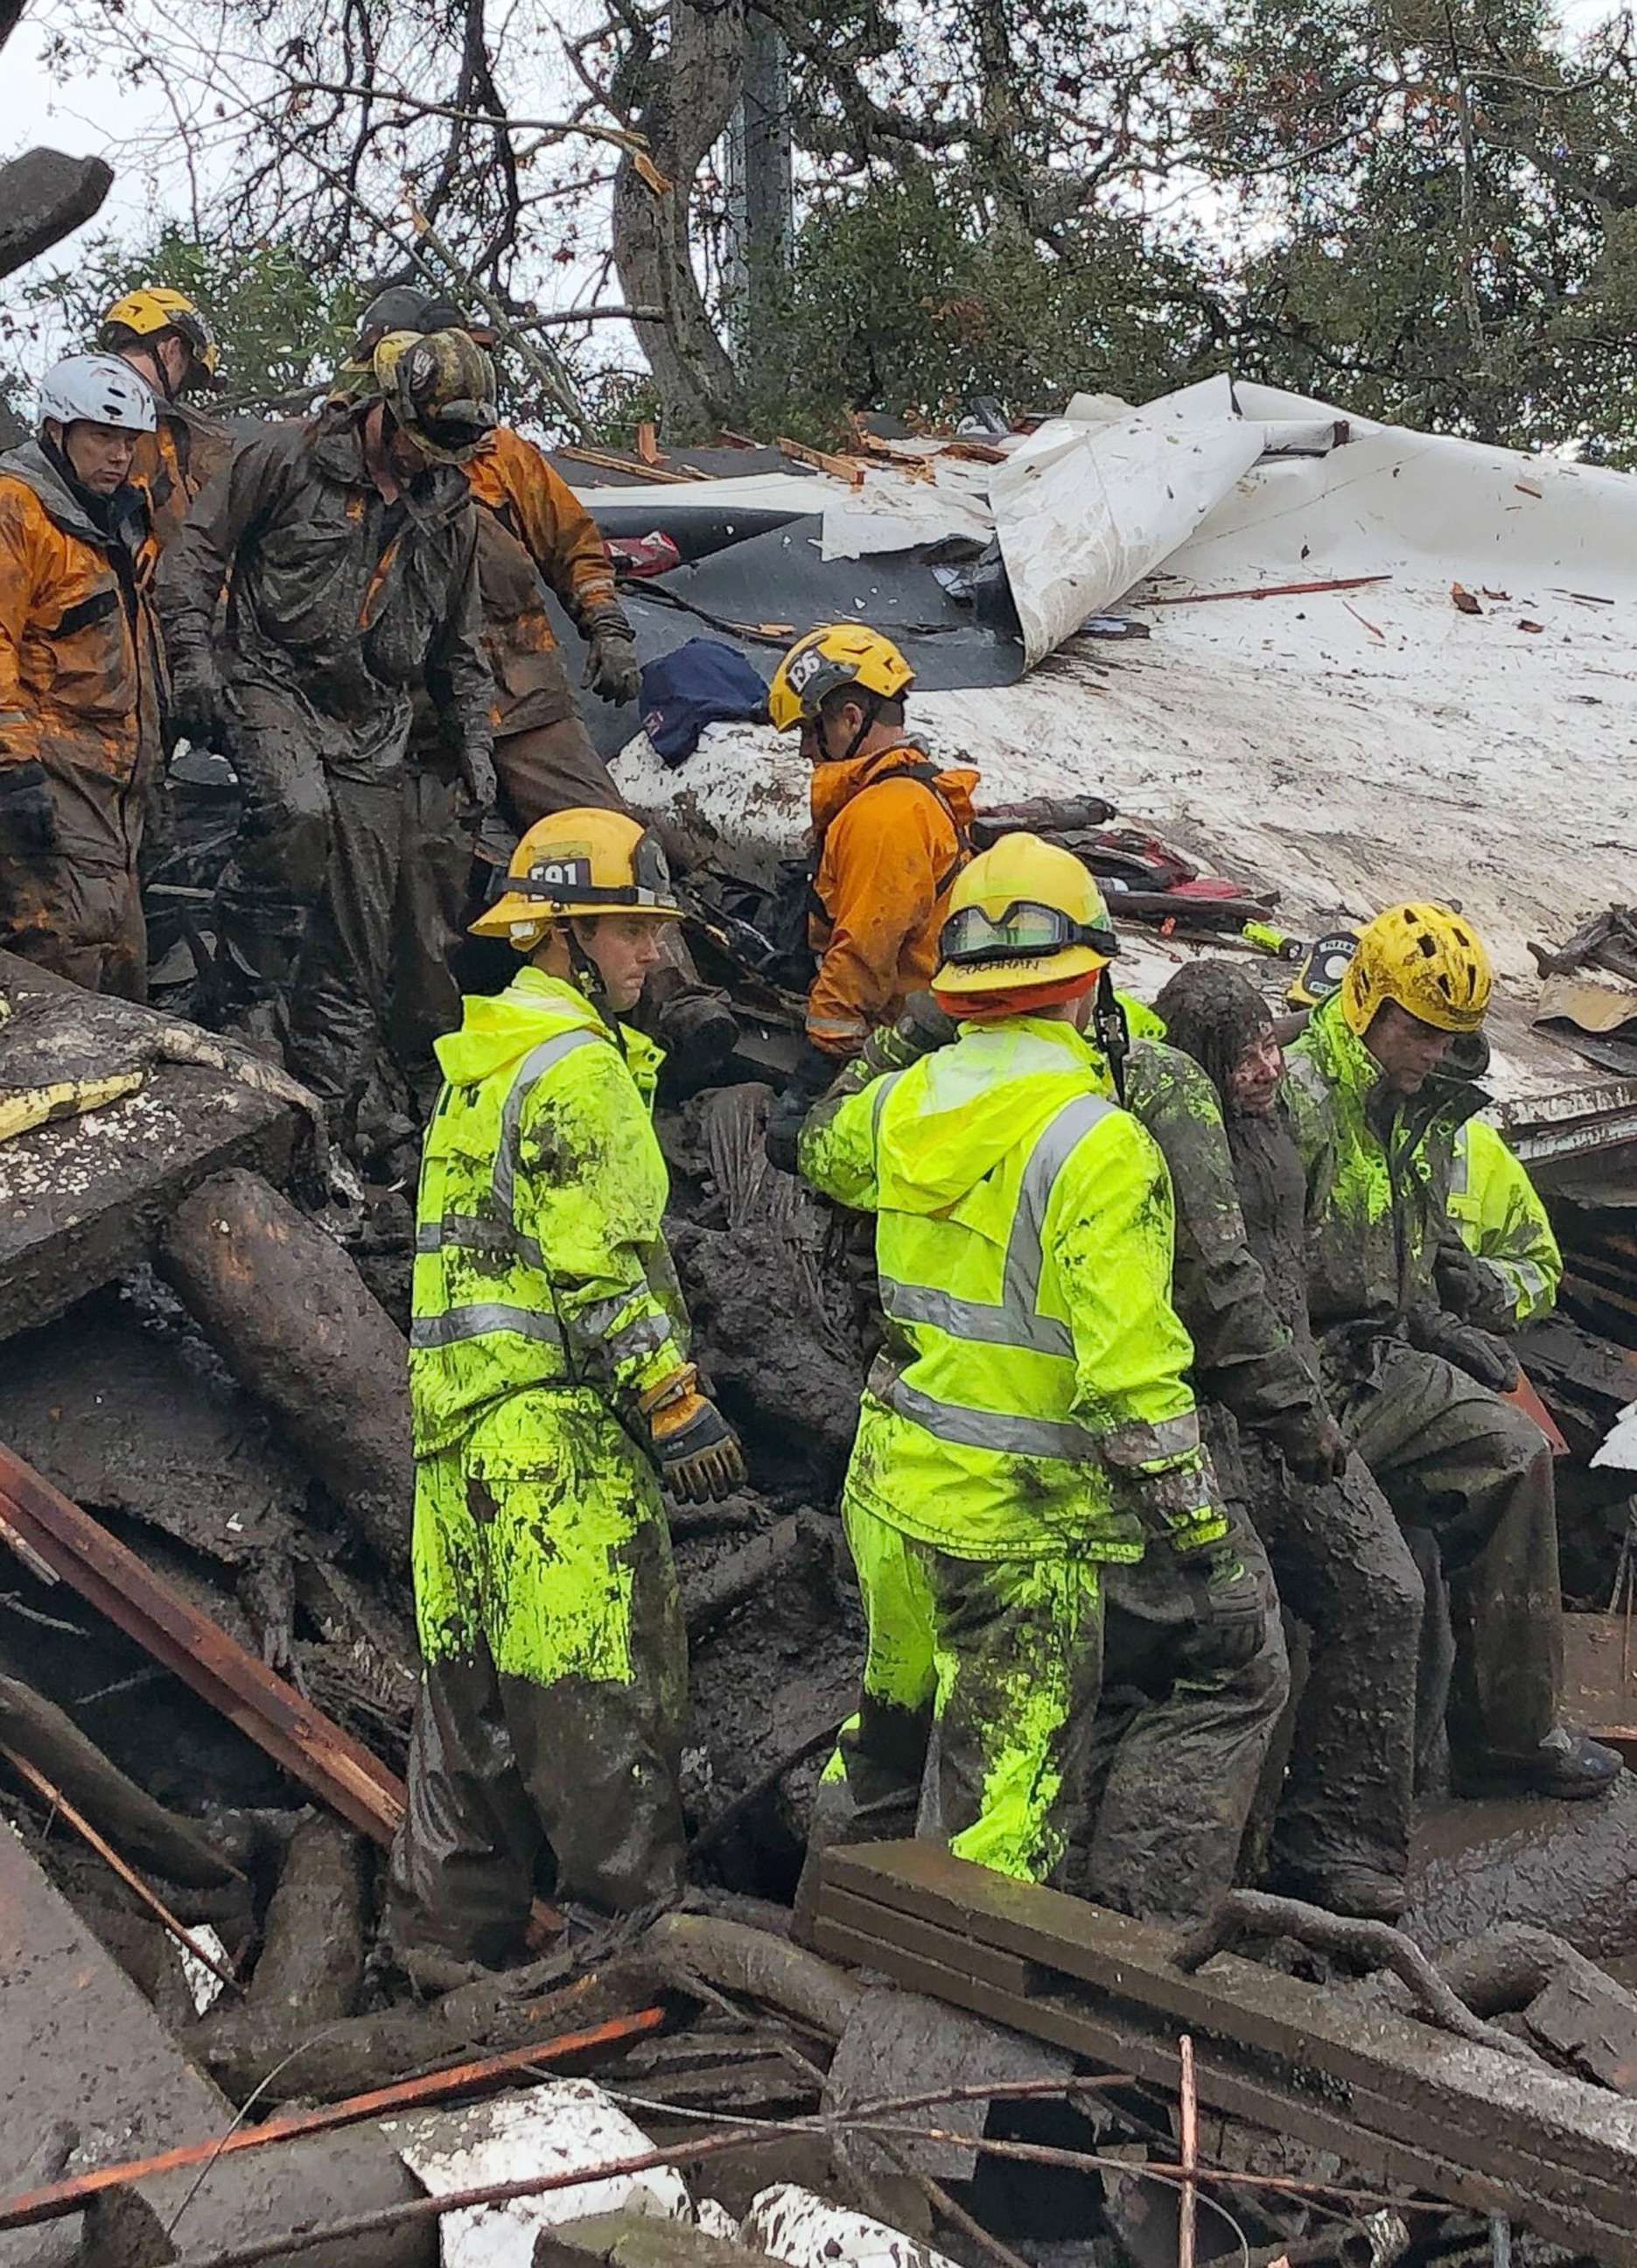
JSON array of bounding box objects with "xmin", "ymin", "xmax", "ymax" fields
[
  {"xmin": 941, "ymin": 896, "xmax": 1119, "ymax": 970},
  {"xmin": 511, "ymin": 827, "xmax": 676, "ymax": 912}
]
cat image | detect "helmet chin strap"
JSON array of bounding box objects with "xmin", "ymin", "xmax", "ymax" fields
[
  {"xmin": 1092, "ymin": 969, "xmax": 1130, "ymax": 1105},
  {"xmin": 563, "ymin": 918, "xmax": 629, "ymax": 1059}
]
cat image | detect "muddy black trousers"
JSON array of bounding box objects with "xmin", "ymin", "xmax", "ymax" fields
[
  {"xmin": 1333, "ymin": 1337, "xmax": 1564, "ymax": 1768},
  {"xmin": 1069, "ymin": 1505, "xmax": 1291, "ymax": 1924},
  {"xmin": 1241, "ymin": 1435, "xmax": 1423, "ymax": 1888}
]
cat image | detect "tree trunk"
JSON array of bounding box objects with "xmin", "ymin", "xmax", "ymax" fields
[{"xmin": 612, "ymin": 0, "xmax": 749, "ymax": 438}]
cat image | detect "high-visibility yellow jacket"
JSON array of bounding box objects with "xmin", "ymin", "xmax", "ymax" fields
[
  {"xmin": 409, "ymin": 966, "xmax": 690, "ymax": 1456},
  {"xmin": 799, "ymin": 1013, "xmax": 1226, "ymax": 1561},
  {"xmin": 1448, "ymin": 1116, "xmax": 1562, "ymax": 1326}
]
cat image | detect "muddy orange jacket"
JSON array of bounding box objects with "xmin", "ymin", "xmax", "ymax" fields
[
  {"xmin": 129, "ymin": 398, "xmax": 234, "ymax": 556},
  {"xmin": 465, "ymin": 427, "xmax": 627, "ymax": 734},
  {"xmin": 0, "ymin": 439, "xmax": 164, "ymax": 862},
  {"xmin": 807, "ymin": 741, "xmax": 978, "ymax": 1055}
]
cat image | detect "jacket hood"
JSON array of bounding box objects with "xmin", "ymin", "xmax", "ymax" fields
[
  {"xmin": 433, "ymin": 966, "xmax": 661, "ymax": 1092},
  {"xmin": 0, "ymin": 438, "xmax": 129, "ymax": 550},
  {"xmin": 809, "ymin": 740, "xmax": 979, "ymax": 836},
  {"xmin": 877, "ymin": 1016, "xmax": 1113, "ymax": 1223}
]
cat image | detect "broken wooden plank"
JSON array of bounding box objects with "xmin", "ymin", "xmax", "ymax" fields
[
  {"xmin": 0, "ymin": 1445, "xmax": 406, "ymax": 1844},
  {"xmin": 559, "ymin": 444, "xmax": 708, "ymax": 486},
  {"xmin": 814, "ymin": 1843, "xmax": 1637, "ymax": 2260},
  {"xmin": 0, "ymin": 954, "xmax": 297, "ymax": 1344},
  {"xmin": 776, "ymin": 436, "xmax": 865, "ymax": 487}
]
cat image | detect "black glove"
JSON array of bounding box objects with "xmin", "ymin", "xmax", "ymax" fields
[
  {"xmin": 650, "ymin": 1388, "xmax": 746, "ymax": 1502},
  {"xmin": 766, "ymin": 1042, "xmax": 842, "ymax": 1175},
  {"xmin": 584, "ymin": 622, "xmax": 642, "ymax": 706},
  {"xmin": 1437, "ymin": 1323, "xmax": 1521, "ymax": 1393},
  {"xmin": 1178, "ymin": 1540, "xmax": 1272, "ymax": 1675},
  {"xmin": 855, "ymin": 990, "xmax": 959, "ymax": 1081},
  {"xmin": 169, "ymin": 657, "xmax": 236, "ymax": 755},
  {"xmin": 1270, "ymin": 1404, "xmax": 1349, "ymax": 1488},
  {"xmin": 0, "ymin": 760, "xmax": 59, "ymax": 855},
  {"xmin": 454, "ymin": 737, "xmax": 498, "ymax": 819},
  {"xmin": 1409, "ymin": 1307, "xmax": 1520, "ymax": 1392},
  {"xmin": 1436, "ymin": 1240, "xmax": 1515, "ymax": 1335}
]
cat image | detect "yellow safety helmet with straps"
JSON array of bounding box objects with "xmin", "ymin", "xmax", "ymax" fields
[
  {"xmin": 471, "ymin": 808, "xmax": 683, "ymax": 950},
  {"xmin": 933, "ymin": 832, "xmax": 1117, "ymax": 999},
  {"xmin": 371, "ymin": 327, "xmax": 497, "ymax": 463},
  {"xmin": 98, "ymin": 287, "xmax": 221, "ymax": 386},
  {"xmin": 1340, "ymin": 901, "xmax": 1493, "ymax": 1037},
  {"xmin": 768, "ymin": 623, "xmax": 915, "ymax": 733}
]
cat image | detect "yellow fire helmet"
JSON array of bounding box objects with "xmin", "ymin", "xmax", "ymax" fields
[
  {"xmin": 471, "ymin": 808, "xmax": 684, "ymax": 951},
  {"xmin": 1340, "ymin": 901, "xmax": 1494, "ymax": 1037},
  {"xmin": 371, "ymin": 327, "xmax": 497, "ymax": 463},
  {"xmin": 768, "ymin": 622, "xmax": 915, "ymax": 734},
  {"xmin": 933, "ymin": 831, "xmax": 1117, "ymax": 999},
  {"xmin": 98, "ymin": 287, "xmax": 222, "ymax": 388}
]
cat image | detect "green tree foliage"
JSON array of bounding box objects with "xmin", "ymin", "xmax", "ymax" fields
[
  {"xmin": 766, "ymin": 164, "xmax": 1225, "ymax": 432},
  {"xmin": 17, "ymin": 223, "xmax": 366, "ymax": 410}
]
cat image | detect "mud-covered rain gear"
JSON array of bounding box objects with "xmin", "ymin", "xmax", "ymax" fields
[
  {"xmin": 1284, "ymin": 991, "xmax": 1571, "ymax": 1773},
  {"xmin": 0, "ymin": 438, "xmax": 164, "ymax": 995},
  {"xmin": 1448, "ymin": 1116, "xmax": 1561, "ymax": 1326},
  {"xmin": 388, "ymin": 966, "xmax": 694, "ymax": 1958},
  {"xmin": 157, "ymin": 401, "xmax": 492, "ymax": 1117},
  {"xmin": 129, "ymin": 396, "xmax": 234, "ymax": 557},
  {"xmin": 796, "ymin": 1011, "xmax": 1242, "ymax": 1906},
  {"xmin": 806, "ymin": 744, "xmax": 976, "ymax": 1056}
]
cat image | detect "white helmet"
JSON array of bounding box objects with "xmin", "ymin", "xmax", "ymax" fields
[{"xmin": 37, "ymin": 354, "xmax": 157, "ymax": 435}]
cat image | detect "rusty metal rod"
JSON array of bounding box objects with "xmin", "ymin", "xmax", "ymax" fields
[
  {"xmin": 0, "ymin": 1742, "xmax": 239, "ymax": 1992},
  {"xmin": 0, "ymin": 2004, "xmax": 668, "ymax": 2231}
]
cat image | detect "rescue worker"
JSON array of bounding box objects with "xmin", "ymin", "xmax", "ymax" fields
[
  {"xmin": 388, "ymin": 808, "xmax": 744, "ymax": 1970},
  {"xmin": 332, "ymin": 287, "xmax": 638, "ymax": 825},
  {"xmin": 0, "ymin": 354, "xmax": 165, "ymax": 996},
  {"xmin": 1446, "ymin": 1115, "xmax": 1562, "ymax": 1327},
  {"xmin": 157, "ymin": 329, "xmax": 496, "ymax": 1132},
  {"xmin": 96, "ymin": 287, "xmax": 233, "ymax": 555},
  {"xmin": 1284, "ymin": 903, "xmax": 1619, "ymax": 1798},
  {"xmin": 1144, "ymin": 960, "xmax": 1423, "ymax": 1919},
  {"xmin": 766, "ymin": 625, "xmax": 976, "ymax": 1160},
  {"xmin": 792, "ymin": 835, "xmax": 1283, "ymax": 1923}
]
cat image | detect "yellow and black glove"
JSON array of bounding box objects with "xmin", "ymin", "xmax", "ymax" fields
[{"xmin": 643, "ymin": 1366, "xmax": 746, "ymax": 1502}]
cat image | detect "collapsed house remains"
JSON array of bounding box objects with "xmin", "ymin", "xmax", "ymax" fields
[{"xmin": 3, "ymin": 373, "xmax": 1637, "ymax": 2268}]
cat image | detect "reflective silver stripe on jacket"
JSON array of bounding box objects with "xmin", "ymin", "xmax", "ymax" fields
[
  {"xmin": 492, "ymin": 1028, "xmax": 602, "ymax": 1217},
  {"xmin": 1101, "ymin": 1410, "xmax": 1203, "ymax": 1466},
  {"xmin": 409, "ymin": 1304, "xmax": 565, "ymax": 1350},
  {"xmin": 416, "ymin": 1214, "xmax": 547, "ymax": 1271},
  {"xmin": 878, "ymin": 1091, "xmax": 1114, "ymax": 1359},
  {"xmin": 867, "ymin": 1354, "xmax": 1104, "ymax": 1462}
]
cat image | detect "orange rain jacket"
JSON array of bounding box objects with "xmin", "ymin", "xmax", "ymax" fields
[
  {"xmin": 464, "ymin": 427, "xmax": 629, "ymax": 737},
  {"xmin": 807, "ymin": 740, "xmax": 978, "ymax": 1055},
  {"xmin": 0, "ymin": 438, "xmax": 164, "ymax": 864},
  {"xmin": 128, "ymin": 396, "xmax": 234, "ymax": 556}
]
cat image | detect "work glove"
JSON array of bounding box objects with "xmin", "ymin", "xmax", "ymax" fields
[
  {"xmin": 1435, "ymin": 1240, "xmax": 1515, "ymax": 1335},
  {"xmin": 168, "ymin": 656, "xmax": 236, "ymax": 756},
  {"xmin": 647, "ymin": 1375, "xmax": 746, "ymax": 1502},
  {"xmin": 1178, "ymin": 1540, "xmax": 1273, "ymax": 1676},
  {"xmin": 583, "ymin": 622, "xmax": 642, "ymax": 706},
  {"xmin": 1409, "ymin": 1308, "xmax": 1520, "ymax": 1393},
  {"xmin": 1269, "ymin": 1404, "xmax": 1349, "ymax": 1488},
  {"xmin": 855, "ymin": 990, "xmax": 959, "ymax": 1082},
  {"xmin": 0, "ymin": 760, "xmax": 59, "ymax": 855},
  {"xmin": 453, "ymin": 736, "xmax": 498, "ymax": 821},
  {"xmin": 766, "ymin": 1041, "xmax": 843, "ymax": 1176}
]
